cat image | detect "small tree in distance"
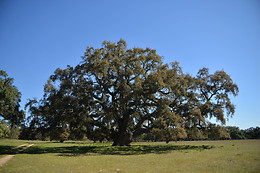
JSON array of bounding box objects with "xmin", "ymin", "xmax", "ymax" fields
[{"xmin": 26, "ymin": 39, "xmax": 239, "ymax": 145}]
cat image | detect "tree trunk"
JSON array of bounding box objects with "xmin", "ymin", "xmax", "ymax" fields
[
  {"xmin": 111, "ymin": 123, "xmax": 133, "ymax": 146},
  {"xmin": 112, "ymin": 130, "xmax": 132, "ymax": 146},
  {"xmin": 111, "ymin": 114, "xmax": 133, "ymax": 146}
]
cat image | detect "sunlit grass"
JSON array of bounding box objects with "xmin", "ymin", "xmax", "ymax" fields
[{"xmin": 0, "ymin": 139, "xmax": 259, "ymax": 172}]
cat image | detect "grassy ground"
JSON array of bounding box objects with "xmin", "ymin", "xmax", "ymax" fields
[
  {"xmin": 0, "ymin": 139, "xmax": 34, "ymax": 159},
  {"xmin": 0, "ymin": 139, "xmax": 259, "ymax": 172}
]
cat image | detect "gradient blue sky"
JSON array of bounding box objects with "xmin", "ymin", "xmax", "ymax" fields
[{"xmin": 0, "ymin": 0, "xmax": 259, "ymax": 129}]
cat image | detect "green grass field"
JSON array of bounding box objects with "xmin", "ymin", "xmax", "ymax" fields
[{"xmin": 0, "ymin": 139, "xmax": 259, "ymax": 173}]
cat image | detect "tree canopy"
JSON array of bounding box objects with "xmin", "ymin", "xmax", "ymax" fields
[
  {"xmin": 0, "ymin": 70, "xmax": 24, "ymax": 126},
  {"xmin": 26, "ymin": 40, "xmax": 239, "ymax": 145}
]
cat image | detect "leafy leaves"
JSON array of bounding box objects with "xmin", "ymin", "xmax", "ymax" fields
[
  {"xmin": 25, "ymin": 40, "xmax": 239, "ymax": 144},
  {"xmin": 0, "ymin": 70, "xmax": 24, "ymax": 126}
]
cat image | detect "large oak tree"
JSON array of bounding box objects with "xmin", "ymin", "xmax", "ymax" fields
[{"xmin": 26, "ymin": 40, "xmax": 238, "ymax": 145}]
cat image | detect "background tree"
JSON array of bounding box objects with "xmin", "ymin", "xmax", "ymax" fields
[
  {"xmin": 26, "ymin": 40, "xmax": 238, "ymax": 145},
  {"xmin": 9, "ymin": 126, "xmax": 20, "ymax": 139},
  {"xmin": 226, "ymin": 126, "xmax": 246, "ymax": 139},
  {"xmin": 50, "ymin": 126, "xmax": 70, "ymax": 143},
  {"xmin": 207, "ymin": 123, "xmax": 230, "ymax": 140},
  {"xmin": 244, "ymin": 127, "xmax": 260, "ymax": 139},
  {"xmin": 0, "ymin": 70, "xmax": 24, "ymax": 126},
  {"xmin": 0, "ymin": 120, "xmax": 10, "ymax": 138}
]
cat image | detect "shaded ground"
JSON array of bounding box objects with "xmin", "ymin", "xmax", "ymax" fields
[{"xmin": 1, "ymin": 143, "xmax": 213, "ymax": 156}]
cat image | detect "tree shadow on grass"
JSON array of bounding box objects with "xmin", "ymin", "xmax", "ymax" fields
[
  {"xmin": 0, "ymin": 145, "xmax": 17, "ymax": 155},
  {"xmin": 0, "ymin": 144, "xmax": 214, "ymax": 156}
]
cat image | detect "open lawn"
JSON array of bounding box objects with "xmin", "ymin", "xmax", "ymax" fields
[{"xmin": 0, "ymin": 139, "xmax": 259, "ymax": 173}]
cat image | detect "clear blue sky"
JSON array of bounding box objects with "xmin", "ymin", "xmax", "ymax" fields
[{"xmin": 0, "ymin": 0, "xmax": 259, "ymax": 129}]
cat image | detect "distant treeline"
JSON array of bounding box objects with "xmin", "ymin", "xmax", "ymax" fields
[
  {"xmin": 135, "ymin": 125, "xmax": 260, "ymax": 142},
  {"xmin": 1, "ymin": 120, "xmax": 259, "ymax": 141},
  {"xmin": 226, "ymin": 126, "xmax": 260, "ymax": 140}
]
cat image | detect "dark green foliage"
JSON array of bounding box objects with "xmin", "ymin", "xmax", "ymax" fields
[
  {"xmin": 25, "ymin": 40, "xmax": 239, "ymax": 145},
  {"xmin": 136, "ymin": 123, "xmax": 231, "ymax": 141},
  {"xmin": 9, "ymin": 126, "xmax": 20, "ymax": 139},
  {"xmin": 19, "ymin": 126, "xmax": 37, "ymax": 140},
  {"xmin": 19, "ymin": 126, "xmax": 44, "ymax": 140},
  {"xmin": 57, "ymin": 126, "xmax": 70, "ymax": 143},
  {"xmin": 0, "ymin": 120, "xmax": 10, "ymax": 138},
  {"xmin": 226, "ymin": 126, "xmax": 246, "ymax": 139},
  {"xmin": 244, "ymin": 127, "xmax": 260, "ymax": 139},
  {"xmin": 207, "ymin": 123, "xmax": 230, "ymax": 140},
  {"xmin": 19, "ymin": 120, "xmax": 50, "ymax": 141},
  {"xmin": 226, "ymin": 126, "xmax": 260, "ymax": 140},
  {"xmin": 0, "ymin": 70, "xmax": 24, "ymax": 126}
]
